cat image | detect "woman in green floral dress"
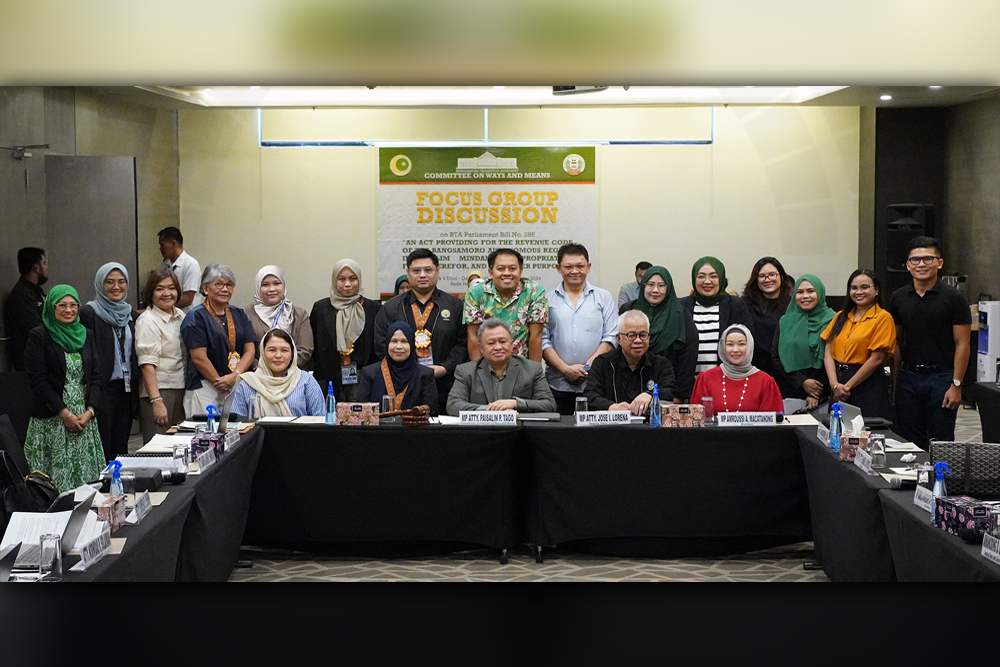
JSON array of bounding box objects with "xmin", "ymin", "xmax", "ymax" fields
[{"xmin": 23, "ymin": 285, "xmax": 106, "ymax": 492}]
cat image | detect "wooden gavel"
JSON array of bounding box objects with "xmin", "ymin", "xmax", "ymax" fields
[{"xmin": 378, "ymin": 405, "xmax": 431, "ymax": 418}]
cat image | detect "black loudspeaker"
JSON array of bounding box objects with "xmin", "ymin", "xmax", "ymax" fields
[{"xmin": 884, "ymin": 203, "xmax": 934, "ymax": 296}]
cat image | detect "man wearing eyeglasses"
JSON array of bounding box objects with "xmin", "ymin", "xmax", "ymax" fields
[
  {"xmin": 374, "ymin": 248, "xmax": 467, "ymax": 414},
  {"xmin": 583, "ymin": 310, "xmax": 676, "ymax": 416},
  {"xmin": 889, "ymin": 236, "xmax": 972, "ymax": 447}
]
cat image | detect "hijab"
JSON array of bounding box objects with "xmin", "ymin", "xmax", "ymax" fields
[
  {"xmin": 690, "ymin": 256, "xmax": 729, "ymax": 307},
  {"xmin": 394, "ymin": 275, "xmax": 409, "ymax": 296},
  {"xmin": 634, "ymin": 266, "xmax": 687, "ymax": 355},
  {"xmin": 371, "ymin": 322, "xmax": 422, "ymax": 405},
  {"xmin": 718, "ymin": 324, "xmax": 758, "ymax": 381},
  {"xmin": 43, "ymin": 285, "xmax": 87, "ymax": 353},
  {"xmin": 328, "ymin": 259, "xmax": 365, "ymax": 354},
  {"xmin": 777, "ymin": 274, "xmax": 837, "ymax": 372},
  {"xmin": 253, "ymin": 266, "xmax": 295, "ymax": 334},
  {"xmin": 87, "ymin": 262, "xmax": 132, "ymax": 327},
  {"xmin": 238, "ymin": 330, "xmax": 302, "ymax": 417}
]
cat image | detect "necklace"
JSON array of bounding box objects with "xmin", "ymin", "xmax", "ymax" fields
[{"xmin": 722, "ymin": 375, "xmax": 749, "ymax": 412}]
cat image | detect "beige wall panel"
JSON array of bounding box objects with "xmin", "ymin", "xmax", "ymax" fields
[
  {"xmin": 261, "ymin": 108, "xmax": 485, "ymax": 143},
  {"xmin": 488, "ymin": 107, "xmax": 712, "ymax": 142}
]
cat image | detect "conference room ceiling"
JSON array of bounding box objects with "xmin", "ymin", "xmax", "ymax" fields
[{"xmin": 87, "ymin": 86, "xmax": 1000, "ymax": 110}]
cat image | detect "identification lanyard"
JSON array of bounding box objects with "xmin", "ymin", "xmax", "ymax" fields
[
  {"xmin": 210, "ymin": 306, "xmax": 240, "ymax": 371},
  {"xmin": 269, "ymin": 302, "xmax": 286, "ymax": 329},
  {"xmin": 410, "ymin": 299, "xmax": 435, "ymax": 360},
  {"xmin": 379, "ymin": 359, "xmax": 409, "ymax": 410},
  {"xmin": 114, "ymin": 325, "xmax": 131, "ymax": 392}
]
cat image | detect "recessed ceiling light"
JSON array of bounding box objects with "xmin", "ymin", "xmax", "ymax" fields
[
  {"xmin": 250, "ymin": 86, "xmax": 261, "ymax": 90},
  {"xmin": 929, "ymin": 86, "xmax": 942, "ymax": 89},
  {"xmin": 880, "ymin": 95, "xmax": 892, "ymax": 100},
  {"xmin": 494, "ymin": 86, "xmax": 505, "ymax": 90}
]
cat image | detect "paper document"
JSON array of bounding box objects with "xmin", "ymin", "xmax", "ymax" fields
[
  {"xmin": 73, "ymin": 484, "xmax": 107, "ymax": 506},
  {"xmin": 148, "ymin": 492, "xmax": 168, "ymax": 506},
  {"xmin": 884, "ymin": 439, "xmax": 923, "ymax": 452},
  {"xmin": 255, "ymin": 416, "xmax": 296, "ymax": 423},
  {"xmin": 137, "ymin": 434, "xmax": 195, "ymax": 455},
  {"xmin": 69, "ymin": 513, "xmax": 104, "ymax": 552},
  {"xmin": 887, "ymin": 466, "xmax": 920, "ymax": 479},
  {"xmin": 0, "ymin": 511, "xmax": 71, "ymax": 551},
  {"xmin": 115, "ymin": 455, "xmax": 174, "ymax": 472},
  {"xmin": 782, "ymin": 414, "xmax": 820, "ymax": 427},
  {"xmin": 292, "ymin": 416, "xmax": 327, "ymax": 424},
  {"xmin": 433, "ymin": 415, "xmax": 462, "ymax": 425}
]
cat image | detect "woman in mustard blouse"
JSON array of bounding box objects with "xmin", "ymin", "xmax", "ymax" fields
[{"xmin": 820, "ymin": 269, "xmax": 896, "ymax": 419}]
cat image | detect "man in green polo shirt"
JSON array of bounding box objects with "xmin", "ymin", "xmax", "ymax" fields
[{"xmin": 463, "ymin": 248, "xmax": 548, "ymax": 362}]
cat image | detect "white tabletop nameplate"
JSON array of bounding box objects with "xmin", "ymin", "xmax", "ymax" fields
[
  {"xmin": 913, "ymin": 485, "xmax": 936, "ymax": 512},
  {"xmin": 854, "ymin": 447, "xmax": 873, "ymax": 474},
  {"xmin": 816, "ymin": 423, "xmax": 830, "ymax": 447},
  {"xmin": 982, "ymin": 533, "xmax": 1000, "ymax": 566},
  {"xmin": 575, "ymin": 410, "xmax": 631, "ymax": 426},
  {"xmin": 72, "ymin": 522, "xmax": 112, "ymax": 572},
  {"xmin": 127, "ymin": 490, "xmax": 153, "ymax": 525},
  {"xmin": 718, "ymin": 412, "xmax": 777, "ymax": 427},
  {"xmin": 225, "ymin": 428, "xmax": 240, "ymax": 449},
  {"xmin": 197, "ymin": 447, "xmax": 217, "ymax": 473},
  {"xmin": 459, "ymin": 411, "xmax": 518, "ymax": 425}
]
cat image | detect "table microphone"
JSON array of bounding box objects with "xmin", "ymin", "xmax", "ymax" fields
[{"xmin": 888, "ymin": 476, "xmax": 915, "ymax": 490}]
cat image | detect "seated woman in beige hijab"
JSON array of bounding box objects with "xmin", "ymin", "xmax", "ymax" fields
[
  {"xmin": 231, "ymin": 329, "xmax": 326, "ymax": 420},
  {"xmin": 245, "ymin": 265, "xmax": 313, "ymax": 369}
]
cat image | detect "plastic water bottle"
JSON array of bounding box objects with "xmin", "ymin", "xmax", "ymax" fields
[
  {"xmin": 325, "ymin": 381, "xmax": 336, "ymax": 425},
  {"xmin": 931, "ymin": 461, "xmax": 953, "ymax": 525},
  {"xmin": 649, "ymin": 383, "xmax": 661, "ymax": 428},
  {"xmin": 829, "ymin": 402, "xmax": 842, "ymax": 453},
  {"xmin": 105, "ymin": 460, "xmax": 123, "ymax": 497}
]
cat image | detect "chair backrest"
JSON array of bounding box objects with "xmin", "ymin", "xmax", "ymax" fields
[{"xmin": 0, "ymin": 414, "xmax": 29, "ymax": 479}]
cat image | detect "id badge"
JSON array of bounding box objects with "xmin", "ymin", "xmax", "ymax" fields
[
  {"xmin": 227, "ymin": 352, "xmax": 241, "ymax": 372},
  {"xmin": 123, "ymin": 369, "xmax": 131, "ymax": 393},
  {"xmin": 418, "ymin": 355, "xmax": 434, "ymax": 368},
  {"xmin": 341, "ymin": 362, "xmax": 359, "ymax": 385}
]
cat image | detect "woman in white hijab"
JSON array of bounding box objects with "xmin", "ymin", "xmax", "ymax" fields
[
  {"xmin": 232, "ymin": 329, "xmax": 326, "ymax": 419},
  {"xmin": 691, "ymin": 324, "xmax": 784, "ymax": 413},
  {"xmin": 244, "ymin": 265, "xmax": 313, "ymax": 369},
  {"xmin": 308, "ymin": 259, "xmax": 382, "ymax": 402}
]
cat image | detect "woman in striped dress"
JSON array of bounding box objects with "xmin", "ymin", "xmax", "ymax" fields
[
  {"xmin": 231, "ymin": 329, "xmax": 326, "ymax": 420},
  {"xmin": 680, "ymin": 256, "xmax": 756, "ymax": 376}
]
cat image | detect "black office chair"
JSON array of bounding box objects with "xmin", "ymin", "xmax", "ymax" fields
[{"xmin": 0, "ymin": 414, "xmax": 29, "ymax": 480}]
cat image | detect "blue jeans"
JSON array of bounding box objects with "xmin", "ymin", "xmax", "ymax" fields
[{"xmin": 895, "ymin": 369, "xmax": 958, "ymax": 448}]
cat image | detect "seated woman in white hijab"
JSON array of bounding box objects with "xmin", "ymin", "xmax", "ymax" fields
[
  {"xmin": 231, "ymin": 329, "xmax": 326, "ymax": 420},
  {"xmin": 691, "ymin": 324, "xmax": 784, "ymax": 413}
]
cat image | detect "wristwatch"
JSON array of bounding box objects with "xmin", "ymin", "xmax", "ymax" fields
[
  {"xmin": 952, "ymin": 379, "xmax": 962, "ymax": 387},
  {"xmin": 583, "ymin": 363, "xmax": 591, "ymax": 372}
]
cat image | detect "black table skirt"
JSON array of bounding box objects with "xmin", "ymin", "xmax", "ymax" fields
[
  {"xmin": 796, "ymin": 426, "xmax": 897, "ymax": 582},
  {"xmin": 177, "ymin": 426, "xmax": 264, "ymax": 582},
  {"xmin": 243, "ymin": 424, "xmax": 519, "ymax": 552},
  {"xmin": 521, "ymin": 419, "xmax": 812, "ymax": 556},
  {"xmin": 879, "ymin": 488, "xmax": 1000, "ymax": 582},
  {"xmin": 973, "ymin": 382, "xmax": 1000, "ymax": 443}
]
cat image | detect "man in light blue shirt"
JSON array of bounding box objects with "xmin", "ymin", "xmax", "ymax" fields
[
  {"xmin": 618, "ymin": 261, "xmax": 652, "ymax": 310},
  {"xmin": 542, "ymin": 243, "xmax": 618, "ymax": 415}
]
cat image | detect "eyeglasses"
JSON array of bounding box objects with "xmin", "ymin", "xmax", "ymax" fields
[
  {"xmin": 757, "ymin": 272, "xmax": 779, "ymax": 281},
  {"xmin": 645, "ymin": 281, "xmax": 668, "ymax": 290},
  {"xmin": 696, "ymin": 273, "xmax": 719, "ymax": 282},
  {"xmin": 620, "ymin": 331, "xmax": 650, "ymax": 341},
  {"xmin": 849, "ymin": 284, "xmax": 874, "ymax": 292},
  {"xmin": 906, "ymin": 255, "xmax": 941, "ymax": 266},
  {"xmin": 408, "ymin": 266, "xmax": 436, "ymax": 275},
  {"xmin": 211, "ymin": 281, "xmax": 235, "ymax": 290},
  {"xmin": 54, "ymin": 302, "xmax": 79, "ymax": 311}
]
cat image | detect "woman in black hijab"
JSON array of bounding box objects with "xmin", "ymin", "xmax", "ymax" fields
[{"xmin": 358, "ymin": 320, "xmax": 438, "ymax": 413}]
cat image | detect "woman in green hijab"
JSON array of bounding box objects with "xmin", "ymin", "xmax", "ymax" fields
[
  {"xmin": 22, "ymin": 285, "xmax": 107, "ymax": 492},
  {"xmin": 771, "ymin": 274, "xmax": 837, "ymax": 409},
  {"xmin": 679, "ymin": 256, "xmax": 756, "ymax": 375},
  {"xmin": 629, "ymin": 266, "xmax": 700, "ymax": 401}
]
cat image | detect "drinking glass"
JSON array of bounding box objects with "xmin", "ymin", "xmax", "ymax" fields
[{"xmin": 38, "ymin": 533, "xmax": 62, "ymax": 581}]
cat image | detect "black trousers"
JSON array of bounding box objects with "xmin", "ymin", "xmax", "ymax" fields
[
  {"xmin": 96, "ymin": 379, "xmax": 134, "ymax": 461},
  {"xmin": 834, "ymin": 361, "xmax": 890, "ymax": 420}
]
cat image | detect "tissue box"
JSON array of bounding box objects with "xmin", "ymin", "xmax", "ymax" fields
[
  {"xmin": 934, "ymin": 495, "xmax": 993, "ymax": 537},
  {"xmin": 191, "ymin": 431, "xmax": 226, "ymax": 459},
  {"xmin": 839, "ymin": 430, "xmax": 871, "ymax": 462},
  {"xmin": 661, "ymin": 404, "xmax": 705, "ymax": 428},
  {"xmin": 96, "ymin": 494, "xmax": 126, "ymax": 534},
  {"xmin": 337, "ymin": 402, "xmax": 380, "ymax": 426}
]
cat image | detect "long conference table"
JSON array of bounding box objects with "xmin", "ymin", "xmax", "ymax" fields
[{"xmin": 32, "ymin": 413, "xmax": 1000, "ymax": 581}]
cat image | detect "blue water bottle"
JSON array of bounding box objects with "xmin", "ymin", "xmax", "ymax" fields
[
  {"xmin": 829, "ymin": 402, "xmax": 842, "ymax": 453},
  {"xmin": 649, "ymin": 383, "xmax": 661, "ymax": 428},
  {"xmin": 931, "ymin": 461, "xmax": 953, "ymax": 525},
  {"xmin": 325, "ymin": 381, "xmax": 336, "ymax": 425}
]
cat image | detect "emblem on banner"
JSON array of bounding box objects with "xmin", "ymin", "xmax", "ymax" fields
[
  {"xmin": 390, "ymin": 155, "xmax": 412, "ymax": 176},
  {"xmin": 563, "ymin": 154, "xmax": 586, "ymax": 176}
]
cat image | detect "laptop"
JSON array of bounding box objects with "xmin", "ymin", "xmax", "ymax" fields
[
  {"xmin": 12, "ymin": 489, "xmax": 96, "ymax": 569},
  {"xmin": 0, "ymin": 542, "xmax": 21, "ymax": 582}
]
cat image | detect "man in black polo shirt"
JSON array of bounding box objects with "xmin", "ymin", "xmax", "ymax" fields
[
  {"xmin": 889, "ymin": 236, "xmax": 971, "ymax": 447},
  {"xmin": 3, "ymin": 247, "xmax": 48, "ymax": 371},
  {"xmin": 584, "ymin": 309, "xmax": 676, "ymax": 416},
  {"xmin": 374, "ymin": 248, "xmax": 468, "ymax": 414}
]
